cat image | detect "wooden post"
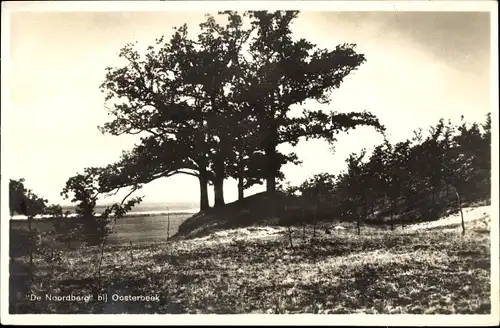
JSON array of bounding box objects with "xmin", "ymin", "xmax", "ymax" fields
[{"xmin": 166, "ymin": 206, "xmax": 170, "ymax": 241}]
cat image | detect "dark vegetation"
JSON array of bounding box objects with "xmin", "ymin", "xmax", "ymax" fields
[
  {"xmin": 177, "ymin": 112, "xmax": 491, "ymax": 239},
  {"xmin": 8, "ymin": 11, "xmax": 492, "ymax": 314}
]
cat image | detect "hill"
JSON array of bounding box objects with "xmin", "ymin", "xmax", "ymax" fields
[
  {"xmin": 173, "ymin": 189, "xmax": 489, "ymax": 240},
  {"xmin": 174, "ymin": 191, "xmax": 312, "ymax": 239}
]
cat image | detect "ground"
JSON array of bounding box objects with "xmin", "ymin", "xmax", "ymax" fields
[{"xmin": 9, "ymin": 205, "xmax": 491, "ymax": 314}]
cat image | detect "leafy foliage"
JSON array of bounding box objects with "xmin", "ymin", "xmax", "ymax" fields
[
  {"xmin": 291, "ymin": 114, "xmax": 491, "ymax": 230},
  {"xmin": 98, "ymin": 10, "xmax": 385, "ymax": 209},
  {"xmin": 45, "ymin": 205, "xmax": 63, "ymax": 218},
  {"xmin": 9, "ymin": 178, "xmax": 48, "ymax": 217},
  {"xmin": 60, "ymin": 167, "xmax": 143, "ymax": 246}
]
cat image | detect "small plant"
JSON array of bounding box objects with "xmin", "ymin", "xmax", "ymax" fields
[
  {"xmin": 287, "ymin": 225, "xmax": 294, "ymax": 248},
  {"xmin": 45, "ymin": 204, "xmax": 64, "ymax": 218},
  {"xmin": 9, "ymin": 178, "xmax": 48, "ymax": 282},
  {"xmin": 60, "ymin": 166, "xmax": 143, "ymax": 292}
]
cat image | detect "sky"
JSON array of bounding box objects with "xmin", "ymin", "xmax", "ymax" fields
[{"xmin": 3, "ymin": 7, "xmax": 493, "ymax": 208}]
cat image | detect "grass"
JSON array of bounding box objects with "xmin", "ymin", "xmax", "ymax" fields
[
  {"xmin": 10, "ymin": 213, "xmax": 192, "ymax": 249},
  {"xmin": 9, "ymin": 205, "xmax": 491, "ymax": 314}
]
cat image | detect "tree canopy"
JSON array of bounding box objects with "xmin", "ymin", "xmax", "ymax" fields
[
  {"xmin": 292, "ymin": 113, "xmax": 491, "ymax": 229},
  {"xmin": 9, "ymin": 178, "xmax": 48, "ymax": 217},
  {"xmin": 98, "ymin": 10, "xmax": 385, "ymax": 209}
]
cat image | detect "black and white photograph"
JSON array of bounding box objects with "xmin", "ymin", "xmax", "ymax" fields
[{"xmin": 1, "ymin": 1, "xmax": 498, "ymax": 325}]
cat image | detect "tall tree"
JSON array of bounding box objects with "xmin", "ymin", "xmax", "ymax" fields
[
  {"xmin": 182, "ymin": 11, "xmax": 255, "ymax": 207},
  {"xmin": 100, "ymin": 12, "xmax": 254, "ymax": 208},
  {"xmin": 100, "ymin": 11, "xmax": 385, "ymax": 207},
  {"xmin": 100, "ymin": 24, "xmax": 215, "ymax": 209},
  {"xmin": 241, "ymin": 10, "xmax": 385, "ymax": 192}
]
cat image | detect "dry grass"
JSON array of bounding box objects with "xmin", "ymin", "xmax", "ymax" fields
[{"xmin": 9, "ymin": 207, "xmax": 491, "ymax": 314}]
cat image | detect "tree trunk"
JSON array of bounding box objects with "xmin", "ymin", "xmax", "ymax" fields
[
  {"xmin": 213, "ymin": 155, "xmax": 225, "ymax": 208},
  {"xmin": 238, "ymin": 177, "xmax": 244, "ymax": 201},
  {"xmin": 237, "ymin": 160, "xmax": 244, "ymax": 200},
  {"xmin": 265, "ymin": 126, "xmax": 278, "ymax": 193},
  {"xmin": 265, "ymin": 146, "xmax": 277, "ymax": 192},
  {"xmin": 363, "ymin": 195, "xmax": 368, "ymax": 220},
  {"xmin": 199, "ymin": 174, "xmax": 210, "ymax": 211},
  {"xmin": 214, "ymin": 178, "xmax": 225, "ymax": 208}
]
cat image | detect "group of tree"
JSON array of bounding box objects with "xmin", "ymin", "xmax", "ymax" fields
[
  {"xmin": 291, "ymin": 113, "xmax": 491, "ymax": 230},
  {"xmin": 9, "ymin": 178, "xmax": 66, "ymax": 219},
  {"xmin": 9, "ymin": 178, "xmax": 49, "ymax": 218},
  {"xmin": 9, "ymin": 170, "xmax": 142, "ymax": 249},
  {"xmin": 94, "ymin": 10, "xmax": 385, "ymax": 211}
]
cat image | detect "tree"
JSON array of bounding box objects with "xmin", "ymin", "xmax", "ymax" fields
[
  {"xmin": 342, "ymin": 150, "xmax": 369, "ymax": 234},
  {"xmin": 9, "ymin": 178, "xmax": 27, "ymax": 218},
  {"xmin": 99, "ymin": 25, "xmax": 209, "ymax": 208},
  {"xmin": 188, "ymin": 11, "xmax": 258, "ymax": 207},
  {"xmin": 9, "ymin": 178, "xmax": 47, "ymax": 218},
  {"xmin": 240, "ymin": 10, "xmax": 385, "ymax": 192},
  {"xmin": 9, "ymin": 178, "xmax": 48, "ymax": 280},
  {"xmin": 100, "ymin": 13, "xmax": 253, "ymax": 208},
  {"xmin": 296, "ymin": 173, "xmax": 337, "ymax": 237},
  {"xmin": 45, "ymin": 204, "xmax": 63, "ymax": 218},
  {"xmin": 99, "ymin": 11, "xmax": 385, "ymax": 209},
  {"xmin": 390, "ymin": 140, "xmax": 412, "ymax": 227},
  {"xmin": 447, "ymin": 118, "xmax": 488, "ymax": 200},
  {"xmin": 61, "ymin": 167, "xmax": 143, "ymax": 246},
  {"xmin": 61, "ymin": 168, "xmax": 105, "ymax": 246}
]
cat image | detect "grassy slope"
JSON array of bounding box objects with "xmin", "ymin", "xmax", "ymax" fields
[
  {"xmin": 10, "ymin": 204, "xmax": 491, "ymax": 314},
  {"xmin": 175, "ymin": 191, "xmax": 313, "ymax": 239},
  {"xmin": 174, "ymin": 190, "xmax": 490, "ymax": 240}
]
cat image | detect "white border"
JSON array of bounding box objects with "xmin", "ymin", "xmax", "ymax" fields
[{"xmin": 1, "ymin": 1, "xmax": 499, "ymax": 326}]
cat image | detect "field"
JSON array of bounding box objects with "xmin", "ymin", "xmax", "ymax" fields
[
  {"xmin": 9, "ymin": 205, "xmax": 491, "ymax": 314},
  {"xmin": 10, "ymin": 213, "xmax": 193, "ymax": 247},
  {"xmin": 108, "ymin": 213, "xmax": 193, "ymax": 244}
]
